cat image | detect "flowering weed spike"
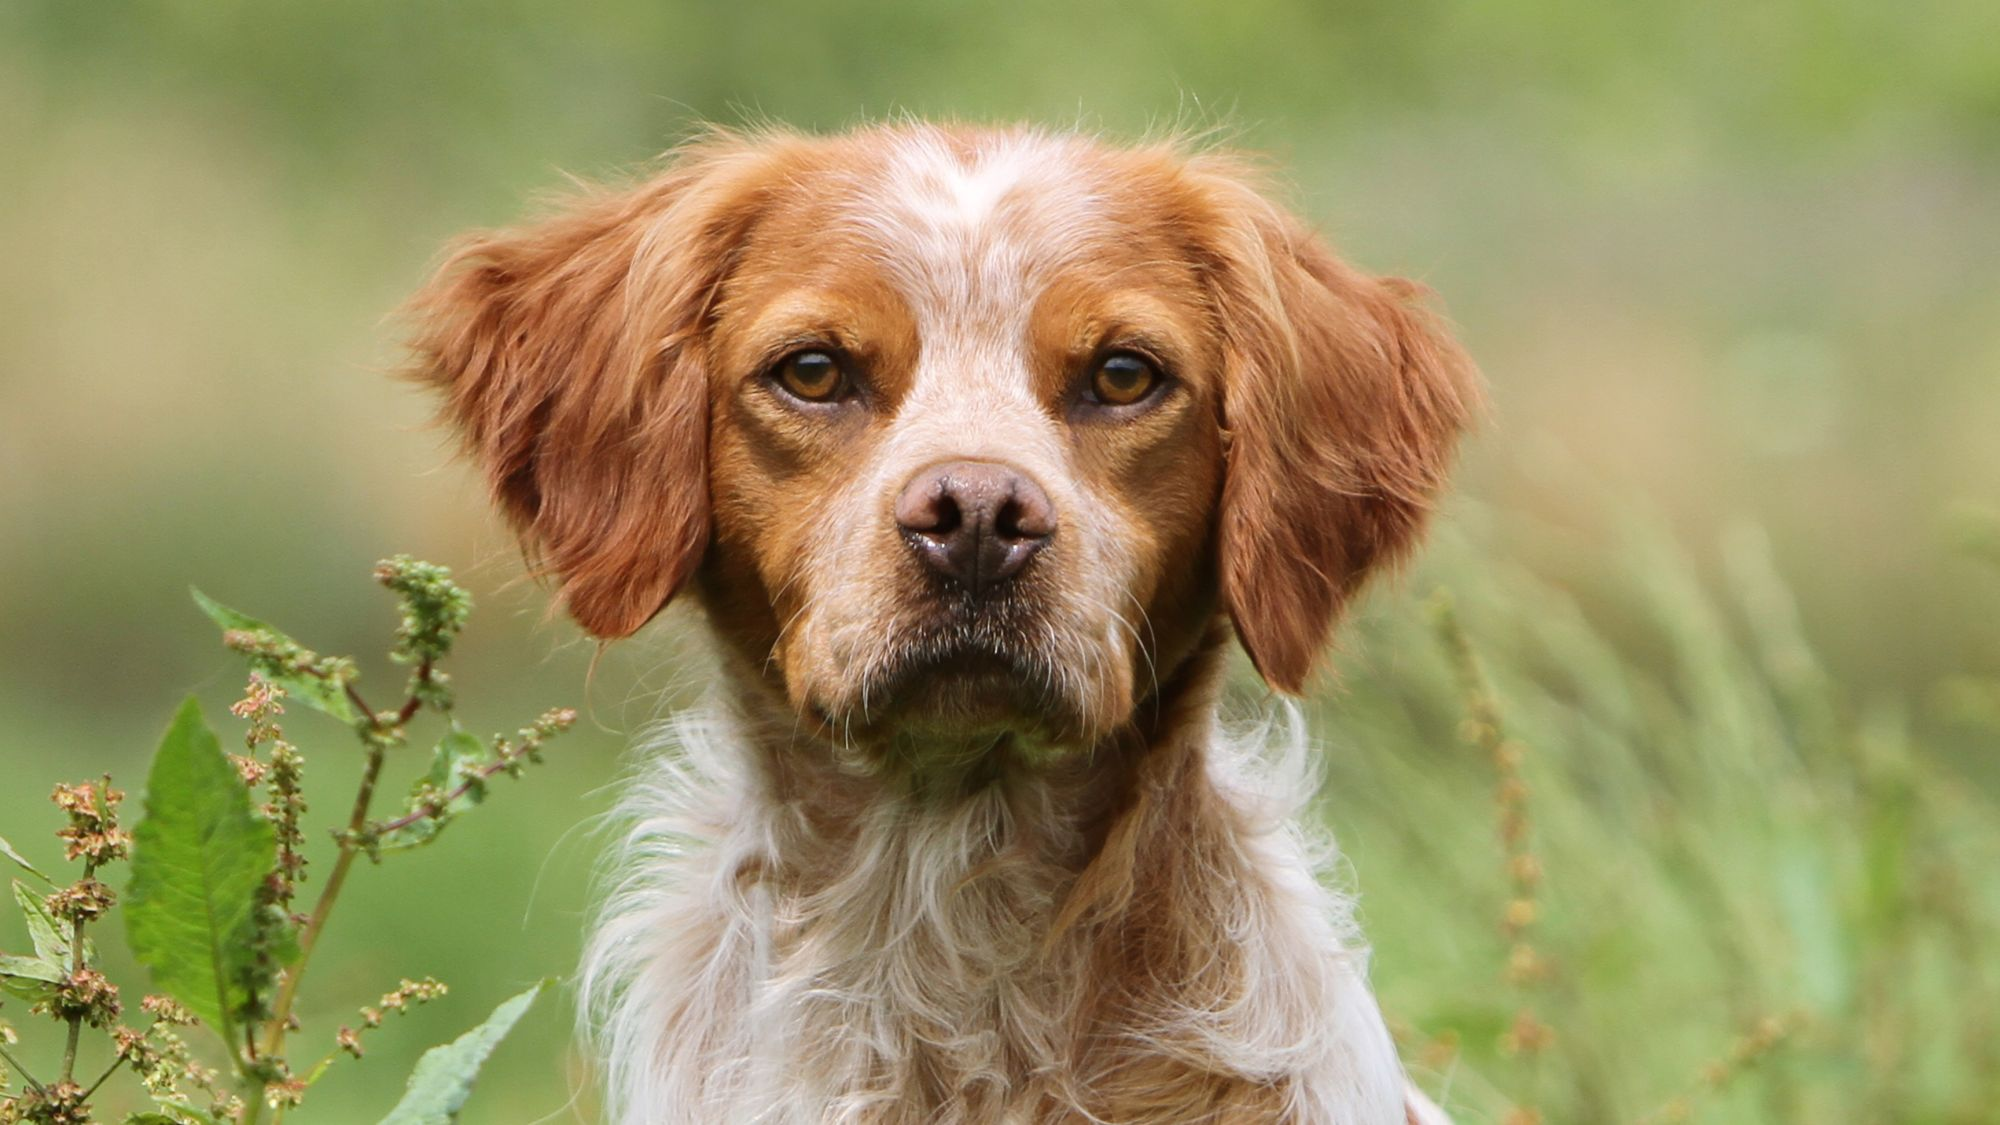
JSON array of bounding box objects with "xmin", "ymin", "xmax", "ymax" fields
[
  {"xmin": 193, "ymin": 588, "xmax": 363, "ymax": 724},
  {"xmin": 367, "ymin": 708, "xmax": 578, "ymax": 853},
  {"xmin": 7, "ymin": 558, "xmax": 565, "ymax": 1123},
  {"xmin": 232, "ymin": 676, "xmax": 310, "ymax": 920},
  {"xmin": 1633, "ymin": 1013, "xmax": 1802, "ymax": 1125},
  {"xmin": 51, "ymin": 781, "xmax": 127, "ymax": 869},
  {"xmin": 374, "ymin": 556, "xmax": 472, "ymax": 712},
  {"xmin": 334, "ymin": 977, "xmax": 449, "ymax": 1065},
  {"xmin": 1430, "ymin": 589, "xmax": 1554, "ymax": 1119},
  {"xmin": 220, "ymin": 631, "xmax": 358, "ymax": 701}
]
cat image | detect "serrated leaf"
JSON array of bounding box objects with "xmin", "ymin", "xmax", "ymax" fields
[
  {"xmin": 379, "ymin": 732, "xmax": 489, "ymax": 853},
  {"xmin": 0, "ymin": 953, "xmax": 63, "ymax": 983},
  {"xmin": 0, "ymin": 835, "xmax": 49, "ymax": 883},
  {"xmin": 12, "ymin": 880, "xmax": 94, "ymax": 967},
  {"xmin": 0, "ymin": 979, "xmax": 56, "ymax": 1004},
  {"xmin": 0, "ymin": 952, "xmax": 64, "ymax": 1003},
  {"xmin": 191, "ymin": 588, "xmax": 359, "ymax": 723},
  {"xmin": 13, "ymin": 879, "xmax": 68, "ymax": 963},
  {"xmin": 378, "ymin": 982, "xmax": 544, "ymax": 1125},
  {"xmin": 125, "ymin": 697, "xmax": 278, "ymax": 1040},
  {"xmin": 0, "ymin": 944, "xmax": 62, "ymax": 996}
]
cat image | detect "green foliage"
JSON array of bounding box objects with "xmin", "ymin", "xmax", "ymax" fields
[
  {"xmin": 374, "ymin": 734, "xmax": 488, "ymax": 854},
  {"xmin": 0, "ymin": 561, "xmax": 568, "ymax": 1124},
  {"xmin": 0, "ymin": 956, "xmax": 62, "ymax": 1009},
  {"xmin": 1323, "ymin": 520, "xmax": 2000, "ymax": 1123},
  {"xmin": 190, "ymin": 594, "xmax": 359, "ymax": 726},
  {"xmin": 10, "ymin": 886, "xmax": 67, "ymax": 969},
  {"xmin": 375, "ymin": 983, "xmax": 543, "ymax": 1125},
  {"xmin": 0, "ymin": 955, "xmax": 62, "ymax": 995},
  {"xmin": 125, "ymin": 699, "xmax": 289, "ymax": 1041},
  {"xmin": 0, "ymin": 843, "xmax": 46, "ymax": 886},
  {"xmin": 372, "ymin": 557, "xmax": 471, "ymax": 714},
  {"xmin": 371, "ymin": 712, "xmax": 575, "ymax": 857},
  {"xmin": 0, "ymin": 884, "xmax": 67, "ymax": 1006}
]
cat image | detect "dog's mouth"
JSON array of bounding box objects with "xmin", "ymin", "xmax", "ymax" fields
[
  {"xmin": 827, "ymin": 624, "xmax": 1088, "ymax": 754},
  {"xmin": 873, "ymin": 638, "xmax": 1055, "ymax": 722}
]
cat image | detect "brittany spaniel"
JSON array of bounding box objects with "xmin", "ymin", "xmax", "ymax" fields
[{"xmin": 407, "ymin": 122, "xmax": 1476, "ymax": 1124}]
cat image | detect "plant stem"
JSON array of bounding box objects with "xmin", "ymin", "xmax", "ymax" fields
[
  {"xmin": 367, "ymin": 742, "xmax": 532, "ymax": 837},
  {"xmin": 240, "ymin": 660, "xmax": 430, "ymax": 1123},
  {"xmin": 58, "ymin": 857, "xmax": 98, "ymax": 1085},
  {"xmin": 258, "ymin": 739, "xmax": 387, "ymax": 1059},
  {"xmin": 0, "ymin": 1040, "xmax": 45, "ymax": 1093},
  {"xmin": 244, "ymin": 688, "xmax": 404, "ymax": 1125},
  {"xmin": 343, "ymin": 682, "xmax": 374, "ymax": 724},
  {"xmin": 79, "ymin": 1053, "xmax": 126, "ymax": 1101}
]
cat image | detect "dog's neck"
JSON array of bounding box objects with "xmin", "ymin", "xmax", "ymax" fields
[
  {"xmin": 720, "ymin": 621, "xmax": 1229, "ymax": 881},
  {"xmin": 584, "ymin": 621, "xmax": 1402, "ymax": 1122}
]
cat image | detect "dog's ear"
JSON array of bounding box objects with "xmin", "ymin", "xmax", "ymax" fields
[
  {"xmin": 1191, "ymin": 160, "xmax": 1481, "ymax": 693},
  {"xmin": 405, "ymin": 139, "xmax": 775, "ymax": 638}
]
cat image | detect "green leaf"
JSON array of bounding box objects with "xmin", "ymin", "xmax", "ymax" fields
[
  {"xmin": 127, "ymin": 1097, "xmax": 219, "ymax": 1124},
  {"xmin": 378, "ymin": 982, "xmax": 545, "ymax": 1125},
  {"xmin": 0, "ymin": 953, "xmax": 63, "ymax": 983},
  {"xmin": 13, "ymin": 879, "xmax": 68, "ymax": 962},
  {"xmin": 0, "ymin": 952, "xmax": 63, "ymax": 1003},
  {"xmin": 0, "ymin": 835, "xmax": 49, "ymax": 883},
  {"xmin": 124, "ymin": 697, "xmax": 279, "ymax": 1041},
  {"xmin": 125, "ymin": 1110, "xmax": 216, "ymax": 1125},
  {"xmin": 12, "ymin": 879, "xmax": 94, "ymax": 967},
  {"xmin": 379, "ymin": 732, "xmax": 488, "ymax": 852},
  {"xmin": 191, "ymin": 588, "xmax": 359, "ymax": 723},
  {"xmin": 424, "ymin": 731, "xmax": 491, "ymax": 809}
]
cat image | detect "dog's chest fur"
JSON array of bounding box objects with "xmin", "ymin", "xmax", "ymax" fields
[{"xmin": 583, "ymin": 694, "xmax": 1405, "ymax": 1124}]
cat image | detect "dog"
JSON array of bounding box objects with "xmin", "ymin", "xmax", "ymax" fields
[{"xmin": 406, "ymin": 122, "xmax": 1477, "ymax": 1124}]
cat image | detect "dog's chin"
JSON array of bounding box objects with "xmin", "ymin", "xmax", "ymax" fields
[{"xmin": 813, "ymin": 642, "xmax": 1099, "ymax": 767}]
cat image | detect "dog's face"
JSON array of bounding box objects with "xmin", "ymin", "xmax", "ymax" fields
[
  {"xmin": 700, "ymin": 134, "xmax": 1234, "ymax": 753},
  {"xmin": 410, "ymin": 125, "xmax": 1475, "ymax": 759}
]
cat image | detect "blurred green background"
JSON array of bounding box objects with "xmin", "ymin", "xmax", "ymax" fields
[{"xmin": 2, "ymin": 2, "xmax": 1997, "ymax": 1122}]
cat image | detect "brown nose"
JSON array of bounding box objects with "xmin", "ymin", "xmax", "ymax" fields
[{"xmin": 894, "ymin": 460, "xmax": 1056, "ymax": 595}]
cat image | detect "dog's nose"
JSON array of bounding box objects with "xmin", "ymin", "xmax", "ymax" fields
[{"xmin": 894, "ymin": 460, "xmax": 1056, "ymax": 594}]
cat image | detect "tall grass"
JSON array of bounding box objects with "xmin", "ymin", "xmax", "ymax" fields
[{"xmin": 1313, "ymin": 510, "xmax": 2000, "ymax": 1123}]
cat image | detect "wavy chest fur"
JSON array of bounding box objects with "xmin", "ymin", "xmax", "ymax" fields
[{"xmin": 582, "ymin": 687, "xmax": 1405, "ymax": 1124}]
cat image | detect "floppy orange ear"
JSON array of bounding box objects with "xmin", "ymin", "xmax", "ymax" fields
[
  {"xmin": 1192, "ymin": 161, "xmax": 1481, "ymax": 693},
  {"xmin": 404, "ymin": 138, "xmax": 776, "ymax": 638}
]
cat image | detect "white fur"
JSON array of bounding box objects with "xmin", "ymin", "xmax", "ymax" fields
[{"xmin": 581, "ymin": 691, "xmax": 1407, "ymax": 1124}]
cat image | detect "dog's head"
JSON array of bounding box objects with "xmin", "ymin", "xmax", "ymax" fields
[{"xmin": 409, "ymin": 124, "xmax": 1477, "ymax": 759}]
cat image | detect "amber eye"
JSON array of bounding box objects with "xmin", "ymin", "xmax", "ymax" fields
[
  {"xmin": 774, "ymin": 350, "xmax": 845, "ymax": 402},
  {"xmin": 1089, "ymin": 352, "xmax": 1161, "ymax": 407}
]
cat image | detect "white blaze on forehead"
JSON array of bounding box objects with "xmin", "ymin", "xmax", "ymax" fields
[
  {"xmin": 849, "ymin": 128, "xmax": 1105, "ymax": 346},
  {"xmin": 845, "ymin": 128, "xmax": 1108, "ymax": 467}
]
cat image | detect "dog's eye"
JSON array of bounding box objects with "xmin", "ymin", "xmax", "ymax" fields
[
  {"xmin": 1089, "ymin": 352, "xmax": 1161, "ymax": 407},
  {"xmin": 774, "ymin": 350, "xmax": 846, "ymax": 403}
]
